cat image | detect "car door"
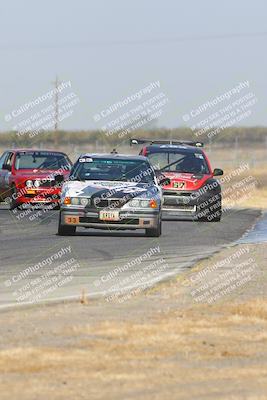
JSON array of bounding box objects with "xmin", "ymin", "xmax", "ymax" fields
[
  {"xmin": 0, "ymin": 151, "xmax": 14, "ymax": 199},
  {"xmin": 0, "ymin": 152, "xmax": 9, "ymax": 198}
]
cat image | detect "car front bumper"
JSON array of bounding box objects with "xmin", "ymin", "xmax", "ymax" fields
[
  {"xmin": 162, "ymin": 189, "xmax": 197, "ymax": 217},
  {"xmin": 60, "ymin": 207, "xmax": 160, "ymax": 230},
  {"xmin": 162, "ymin": 189, "xmax": 221, "ymax": 219},
  {"xmin": 17, "ymin": 187, "xmax": 61, "ymax": 204}
]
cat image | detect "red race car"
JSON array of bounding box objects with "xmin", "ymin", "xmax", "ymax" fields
[
  {"xmin": 130, "ymin": 138, "xmax": 224, "ymax": 222},
  {"xmin": 0, "ymin": 149, "xmax": 72, "ymax": 209}
]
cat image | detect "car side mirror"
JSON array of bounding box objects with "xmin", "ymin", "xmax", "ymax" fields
[
  {"xmin": 54, "ymin": 174, "xmax": 65, "ymax": 184},
  {"xmin": 2, "ymin": 164, "xmax": 11, "ymax": 171},
  {"xmin": 213, "ymin": 168, "xmax": 223, "ymax": 176},
  {"xmin": 158, "ymin": 177, "xmax": 171, "ymax": 186}
]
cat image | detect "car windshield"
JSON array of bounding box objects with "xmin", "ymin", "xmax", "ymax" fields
[
  {"xmin": 148, "ymin": 151, "xmax": 210, "ymax": 174},
  {"xmin": 70, "ymin": 157, "xmax": 155, "ymax": 183},
  {"xmin": 15, "ymin": 152, "xmax": 72, "ymax": 170}
]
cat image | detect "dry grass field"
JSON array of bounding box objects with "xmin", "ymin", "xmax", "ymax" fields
[{"xmin": 0, "ymin": 243, "xmax": 267, "ymax": 399}]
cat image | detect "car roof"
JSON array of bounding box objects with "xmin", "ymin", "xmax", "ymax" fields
[
  {"xmin": 2, "ymin": 149, "xmax": 66, "ymax": 155},
  {"xmin": 79, "ymin": 153, "xmax": 148, "ymax": 161},
  {"xmin": 6, "ymin": 149, "xmax": 67, "ymax": 154},
  {"xmin": 144, "ymin": 144, "xmax": 204, "ymax": 153}
]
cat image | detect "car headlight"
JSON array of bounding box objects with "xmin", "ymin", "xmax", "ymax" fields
[
  {"xmin": 71, "ymin": 197, "xmax": 80, "ymax": 205},
  {"xmin": 65, "ymin": 197, "xmax": 91, "ymax": 206},
  {"xmin": 34, "ymin": 180, "xmax": 41, "ymax": 188},
  {"xmin": 129, "ymin": 199, "xmax": 139, "ymax": 208},
  {"xmin": 25, "ymin": 180, "xmax": 33, "ymax": 188},
  {"xmin": 80, "ymin": 198, "xmax": 89, "ymax": 206},
  {"xmin": 127, "ymin": 199, "xmax": 158, "ymax": 208},
  {"xmin": 140, "ymin": 200, "xmax": 150, "ymax": 208}
]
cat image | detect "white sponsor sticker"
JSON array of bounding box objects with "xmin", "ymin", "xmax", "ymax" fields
[{"xmin": 79, "ymin": 157, "xmax": 93, "ymax": 163}]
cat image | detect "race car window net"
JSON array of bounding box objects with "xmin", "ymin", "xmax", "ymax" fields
[
  {"xmin": 15, "ymin": 152, "xmax": 72, "ymax": 171},
  {"xmin": 0, "ymin": 152, "xmax": 8, "ymax": 169},
  {"xmin": 70, "ymin": 159, "xmax": 155, "ymax": 184},
  {"xmin": 148, "ymin": 151, "xmax": 209, "ymax": 174},
  {"xmin": 5, "ymin": 152, "xmax": 14, "ymax": 167}
]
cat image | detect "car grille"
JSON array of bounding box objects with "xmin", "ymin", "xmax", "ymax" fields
[
  {"xmin": 93, "ymin": 198, "xmax": 126, "ymax": 209},
  {"xmin": 38, "ymin": 180, "xmax": 56, "ymax": 188},
  {"xmin": 162, "ymin": 191, "xmax": 192, "ymax": 197}
]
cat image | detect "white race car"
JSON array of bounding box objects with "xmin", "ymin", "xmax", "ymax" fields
[{"xmin": 56, "ymin": 153, "xmax": 165, "ymax": 237}]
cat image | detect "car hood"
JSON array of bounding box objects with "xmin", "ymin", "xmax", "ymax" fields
[
  {"xmin": 15, "ymin": 169, "xmax": 69, "ymax": 178},
  {"xmin": 14, "ymin": 170, "xmax": 70, "ymax": 183},
  {"xmin": 62, "ymin": 180, "xmax": 158, "ymax": 199},
  {"xmin": 161, "ymin": 172, "xmax": 212, "ymax": 191}
]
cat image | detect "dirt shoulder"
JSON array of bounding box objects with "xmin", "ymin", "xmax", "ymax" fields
[{"xmin": 0, "ymin": 240, "xmax": 267, "ymax": 400}]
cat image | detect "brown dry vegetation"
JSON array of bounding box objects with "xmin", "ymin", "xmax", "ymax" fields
[
  {"xmin": 1, "ymin": 301, "xmax": 267, "ymax": 400},
  {"xmin": 1, "ymin": 126, "xmax": 267, "ymax": 147},
  {"xmin": 0, "ymin": 243, "xmax": 267, "ymax": 399}
]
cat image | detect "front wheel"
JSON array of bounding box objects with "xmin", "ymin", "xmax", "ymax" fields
[
  {"xmin": 9, "ymin": 185, "xmax": 21, "ymax": 210},
  {"xmin": 58, "ymin": 213, "xmax": 76, "ymax": 236},
  {"xmin": 210, "ymin": 208, "xmax": 222, "ymax": 222},
  {"xmin": 197, "ymin": 194, "xmax": 222, "ymax": 222},
  {"xmin": 145, "ymin": 219, "xmax": 162, "ymax": 237}
]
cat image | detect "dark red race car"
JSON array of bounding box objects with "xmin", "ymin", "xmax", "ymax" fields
[
  {"xmin": 0, "ymin": 149, "xmax": 72, "ymax": 209},
  {"xmin": 130, "ymin": 138, "xmax": 224, "ymax": 222}
]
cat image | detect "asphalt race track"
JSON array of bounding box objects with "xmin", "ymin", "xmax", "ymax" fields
[{"xmin": 0, "ymin": 205, "xmax": 261, "ymax": 309}]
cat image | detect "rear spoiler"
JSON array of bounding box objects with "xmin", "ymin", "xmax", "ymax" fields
[{"xmin": 129, "ymin": 138, "xmax": 204, "ymax": 147}]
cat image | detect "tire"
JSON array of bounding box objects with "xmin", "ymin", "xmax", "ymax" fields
[
  {"xmin": 145, "ymin": 219, "xmax": 162, "ymax": 237},
  {"xmin": 9, "ymin": 185, "xmax": 20, "ymax": 210},
  {"xmin": 197, "ymin": 194, "xmax": 222, "ymax": 222},
  {"xmin": 210, "ymin": 207, "xmax": 222, "ymax": 222},
  {"xmin": 197, "ymin": 207, "xmax": 222, "ymax": 222},
  {"xmin": 58, "ymin": 213, "xmax": 76, "ymax": 236}
]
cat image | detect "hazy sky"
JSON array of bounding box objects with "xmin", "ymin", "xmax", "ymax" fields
[{"xmin": 0, "ymin": 0, "xmax": 266, "ymax": 130}]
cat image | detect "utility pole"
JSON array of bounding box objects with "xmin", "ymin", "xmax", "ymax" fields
[
  {"xmin": 235, "ymin": 136, "xmax": 239, "ymax": 166},
  {"xmin": 51, "ymin": 75, "xmax": 61, "ymax": 147},
  {"xmin": 52, "ymin": 75, "xmax": 60, "ymax": 131}
]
